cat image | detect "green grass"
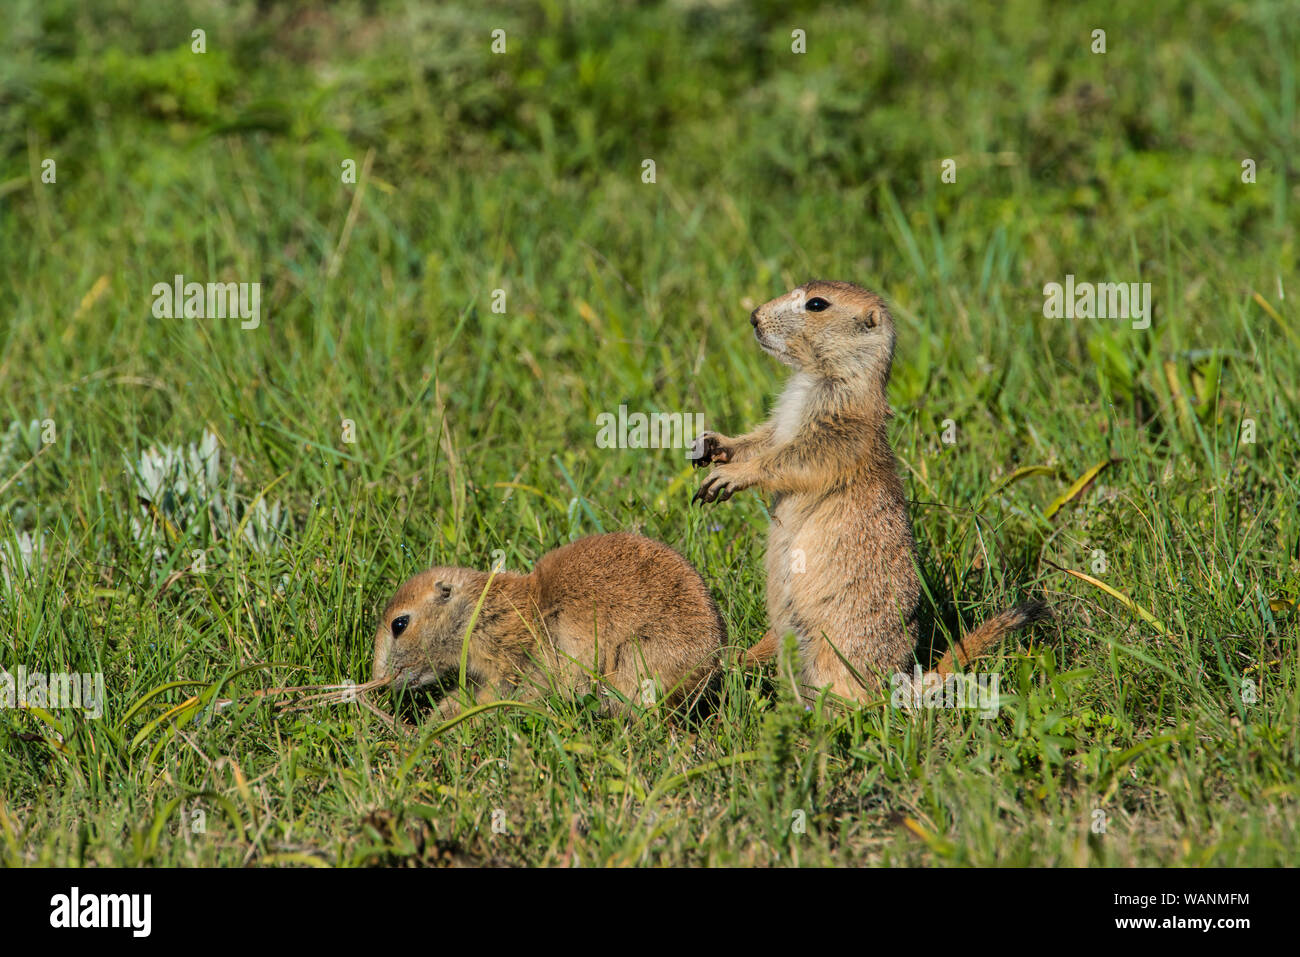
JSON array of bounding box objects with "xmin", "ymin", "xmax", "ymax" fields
[{"xmin": 0, "ymin": 0, "xmax": 1296, "ymax": 866}]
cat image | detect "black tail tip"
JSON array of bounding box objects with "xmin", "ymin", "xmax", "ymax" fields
[{"xmin": 1018, "ymin": 599, "xmax": 1053, "ymax": 625}]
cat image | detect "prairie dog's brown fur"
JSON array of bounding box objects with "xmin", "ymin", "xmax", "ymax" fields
[
  {"xmin": 372, "ymin": 532, "xmax": 725, "ymax": 718},
  {"xmin": 692, "ymin": 280, "xmax": 1048, "ymax": 700}
]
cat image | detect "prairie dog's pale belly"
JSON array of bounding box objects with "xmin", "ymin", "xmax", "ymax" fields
[
  {"xmin": 765, "ymin": 481, "xmax": 920, "ymax": 660},
  {"xmin": 765, "ymin": 492, "xmax": 843, "ymax": 638}
]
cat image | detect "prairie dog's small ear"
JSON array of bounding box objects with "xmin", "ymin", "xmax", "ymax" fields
[
  {"xmin": 860, "ymin": 305, "xmax": 881, "ymax": 330},
  {"xmin": 435, "ymin": 581, "xmax": 453, "ymax": 602}
]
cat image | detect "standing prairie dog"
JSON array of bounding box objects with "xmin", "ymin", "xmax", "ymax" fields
[
  {"xmin": 691, "ymin": 280, "xmax": 1047, "ymax": 701},
  {"xmin": 372, "ymin": 532, "xmax": 725, "ymax": 718}
]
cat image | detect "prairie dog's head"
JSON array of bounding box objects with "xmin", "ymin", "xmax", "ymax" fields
[
  {"xmin": 749, "ymin": 280, "xmax": 896, "ymax": 380},
  {"xmin": 372, "ymin": 567, "xmax": 483, "ymax": 690}
]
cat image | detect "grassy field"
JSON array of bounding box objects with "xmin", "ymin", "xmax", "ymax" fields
[{"xmin": 1, "ymin": 0, "xmax": 1297, "ymax": 867}]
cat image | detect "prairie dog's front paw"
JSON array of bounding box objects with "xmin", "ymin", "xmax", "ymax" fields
[
  {"xmin": 688, "ymin": 430, "xmax": 733, "ymax": 469},
  {"xmin": 692, "ymin": 462, "xmax": 755, "ymax": 504}
]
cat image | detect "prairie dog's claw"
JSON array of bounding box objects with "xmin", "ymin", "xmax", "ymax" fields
[
  {"xmin": 694, "ymin": 466, "xmax": 747, "ymax": 505},
  {"xmin": 689, "ymin": 431, "xmax": 730, "ymax": 470}
]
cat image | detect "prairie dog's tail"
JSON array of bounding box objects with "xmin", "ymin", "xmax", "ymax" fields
[
  {"xmin": 933, "ymin": 600, "xmax": 1052, "ymax": 675},
  {"xmin": 742, "ymin": 629, "xmax": 779, "ymax": 666}
]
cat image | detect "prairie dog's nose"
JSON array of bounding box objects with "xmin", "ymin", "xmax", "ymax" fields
[{"xmin": 750, "ymin": 309, "xmax": 759, "ymax": 328}]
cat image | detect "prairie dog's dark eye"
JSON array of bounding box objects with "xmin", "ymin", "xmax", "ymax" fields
[
  {"xmin": 390, "ymin": 615, "xmax": 410, "ymax": 638},
  {"xmin": 805, "ymin": 297, "xmax": 831, "ymax": 312}
]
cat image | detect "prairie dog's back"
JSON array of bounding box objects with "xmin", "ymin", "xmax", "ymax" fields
[{"xmin": 534, "ymin": 533, "xmax": 726, "ymax": 703}]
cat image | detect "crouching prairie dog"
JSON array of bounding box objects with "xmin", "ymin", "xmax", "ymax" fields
[
  {"xmin": 691, "ymin": 280, "xmax": 1048, "ymax": 702},
  {"xmin": 372, "ymin": 532, "xmax": 725, "ymax": 719}
]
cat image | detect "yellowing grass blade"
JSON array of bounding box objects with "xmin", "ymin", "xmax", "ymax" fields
[
  {"xmin": 20, "ymin": 706, "xmax": 71, "ymax": 755},
  {"xmin": 981, "ymin": 464, "xmax": 1060, "ymax": 505},
  {"xmin": 1050, "ymin": 562, "xmax": 1174, "ymax": 638},
  {"xmin": 1162, "ymin": 360, "xmax": 1196, "ymax": 440},
  {"xmin": 1253, "ymin": 292, "xmax": 1298, "ymax": 348},
  {"xmin": 1044, "ymin": 459, "xmax": 1116, "ymax": 520},
  {"xmin": 117, "ymin": 680, "xmax": 212, "ymax": 730},
  {"xmin": 902, "ymin": 817, "xmax": 956, "ymax": 856},
  {"xmin": 73, "ymin": 275, "xmax": 111, "ymax": 320},
  {"xmin": 131, "ymin": 695, "xmax": 204, "ymax": 751}
]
